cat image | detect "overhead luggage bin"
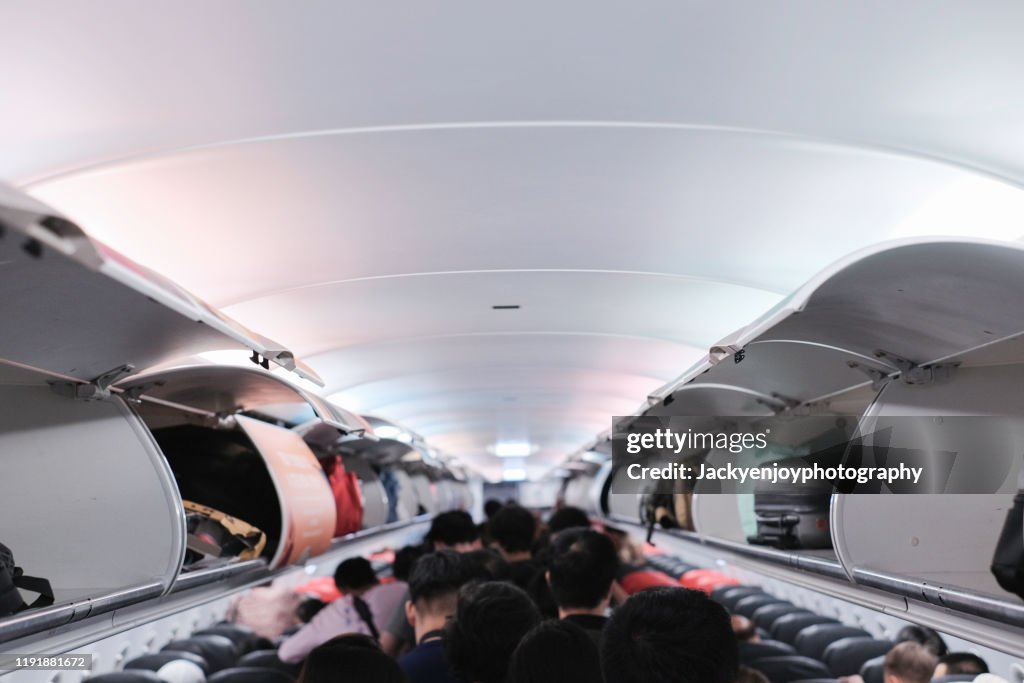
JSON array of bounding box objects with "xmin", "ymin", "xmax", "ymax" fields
[{"xmin": 0, "ymin": 182, "xmax": 320, "ymax": 388}]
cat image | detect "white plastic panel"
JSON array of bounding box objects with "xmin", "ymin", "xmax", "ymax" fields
[
  {"xmin": 0, "ymin": 385, "xmax": 184, "ymax": 604},
  {"xmin": 834, "ymin": 364, "xmax": 1024, "ymax": 600}
]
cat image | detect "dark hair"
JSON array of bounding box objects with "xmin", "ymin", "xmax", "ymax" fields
[
  {"xmin": 546, "ymin": 507, "xmax": 590, "ymax": 534},
  {"xmin": 601, "ymin": 587, "xmax": 737, "ymax": 683},
  {"xmin": 484, "ymin": 499, "xmax": 504, "ymax": 519},
  {"xmin": 426, "ymin": 511, "xmax": 479, "ymax": 549},
  {"xmin": 884, "ymin": 642, "xmax": 937, "ymax": 683},
  {"xmin": 297, "ymin": 634, "xmax": 406, "ymax": 683},
  {"xmin": 547, "ymin": 529, "xmax": 618, "ymax": 611},
  {"xmin": 460, "ymin": 548, "xmax": 511, "ymax": 582},
  {"xmin": 393, "ymin": 544, "xmax": 427, "ymax": 582},
  {"xmin": 409, "ymin": 550, "xmax": 465, "ymax": 606},
  {"xmin": 937, "ymin": 652, "xmax": 989, "ymax": 675},
  {"xmin": 444, "ymin": 581, "xmax": 542, "ymax": 683},
  {"xmin": 508, "ymin": 619, "xmax": 602, "ymax": 683},
  {"xmin": 296, "ymin": 597, "xmax": 327, "ymax": 623},
  {"xmin": 896, "ymin": 624, "xmax": 948, "ymax": 656},
  {"xmin": 333, "ymin": 557, "xmax": 379, "ymax": 592},
  {"xmin": 490, "ymin": 505, "xmax": 537, "ymax": 554}
]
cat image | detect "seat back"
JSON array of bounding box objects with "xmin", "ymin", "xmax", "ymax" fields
[
  {"xmin": 734, "ymin": 595, "xmax": 790, "ymax": 618},
  {"xmin": 739, "ymin": 640, "xmax": 797, "ymax": 664},
  {"xmin": 753, "ymin": 604, "xmax": 809, "ymax": 630},
  {"xmin": 823, "ymin": 637, "xmax": 893, "ymax": 677},
  {"xmin": 712, "ymin": 585, "xmax": 765, "ymax": 609},
  {"xmin": 195, "ymin": 624, "xmax": 271, "ymax": 655},
  {"xmin": 859, "ymin": 654, "xmax": 885, "ymax": 683},
  {"xmin": 771, "ymin": 613, "xmax": 839, "ymax": 644},
  {"xmin": 163, "ymin": 634, "xmax": 238, "ymax": 672},
  {"xmin": 125, "ymin": 651, "xmax": 210, "ymax": 675},
  {"xmin": 748, "ymin": 655, "xmax": 832, "ymax": 683},
  {"xmin": 87, "ymin": 673, "xmax": 165, "ymax": 683},
  {"xmin": 795, "ymin": 624, "xmax": 871, "ymax": 660},
  {"xmin": 237, "ymin": 650, "xmax": 302, "ymax": 679}
]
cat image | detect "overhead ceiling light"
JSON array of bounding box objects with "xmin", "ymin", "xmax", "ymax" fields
[
  {"xmin": 492, "ymin": 304, "xmax": 521, "ymax": 310},
  {"xmin": 492, "ymin": 442, "xmax": 533, "ymax": 458},
  {"xmin": 502, "ymin": 468, "xmax": 527, "ymax": 482}
]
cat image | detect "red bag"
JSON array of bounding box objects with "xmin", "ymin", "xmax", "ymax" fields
[{"xmin": 325, "ymin": 455, "xmax": 364, "ymax": 536}]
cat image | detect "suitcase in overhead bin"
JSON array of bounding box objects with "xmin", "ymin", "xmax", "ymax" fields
[
  {"xmin": 747, "ymin": 491, "xmax": 833, "ymax": 550},
  {"xmin": 323, "ymin": 455, "xmax": 364, "ymax": 537}
]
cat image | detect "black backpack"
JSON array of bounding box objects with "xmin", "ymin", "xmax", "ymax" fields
[
  {"xmin": 0, "ymin": 542, "xmax": 54, "ymax": 617},
  {"xmin": 991, "ymin": 489, "xmax": 1024, "ymax": 600}
]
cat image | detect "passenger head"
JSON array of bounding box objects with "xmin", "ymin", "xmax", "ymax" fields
[
  {"xmin": 602, "ymin": 587, "xmax": 738, "ymax": 683},
  {"xmin": 730, "ymin": 615, "xmax": 759, "ymax": 643},
  {"xmin": 484, "ymin": 499, "xmax": 504, "ymax": 520},
  {"xmin": 460, "ymin": 548, "xmax": 512, "ymax": 582},
  {"xmin": 934, "ymin": 652, "xmax": 989, "ymax": 678},
  {"xmin": 296, "ymin": 633, "xmax": 405, "ymax": 683},
  {"xmin": 333, "ymin": 557, "xmax": 379, "ymax": 595},
  {"xmin": 444, "ymin": 581, "xmax": 542, "ymax": 683},
  {"xmin": 546, "ymin": 528, "xmax": 618, "ymax": 616},
  {"xmin": 883, "ymin": 642, "xmax": 938, "ymax": 683},
  {"xmin": 546, "ymin": 506, "xmax": 591, "ymax": 535},
  {"xmin": 489, "ymin": 505, "xmax": 537, "ymax": 559},
  {"xmin": 405, "ymin": 550, "xmax": 465, "ymax": 641},
  {"xmin": 508, "ymin": 619, "xmax": 602, "ymax": 683},
  {"xmin": 393, "ymin": 544, "xmax": 426, "ymax": 582},
  {"xmin": 734, "ymin": 666, "xmax": 770, "ymax": 683},
  {"xmin": 426, "ymin": 511, "xmax": 480, "ymax": 552},
  {"xmin": 296, "ymin": 597, "xmax": 327, "ymax": 623},
  {"xmin": 896, "ymin": 624, "xmax": 948, "ymax": 656}
]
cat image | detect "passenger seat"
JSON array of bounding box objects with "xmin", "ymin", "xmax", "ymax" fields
[{"xmin": 821, "ymin": 637, "xmax": 892, "ymax": 677}]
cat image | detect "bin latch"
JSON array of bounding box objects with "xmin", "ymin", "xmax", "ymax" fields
[{"xmin": 50, "ymin": 364, "xmax": 134, "ymax": 401}]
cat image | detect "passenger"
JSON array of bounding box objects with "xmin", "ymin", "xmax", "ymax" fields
[
  {"xmin": 296, "ymin": 598, "xmax": 327, "ymax": 624},
  {"xmin": 734, "ymin": 666, "xmax": 770, "ymax": 683},
  {"xmin": 297, "ymin": 633, "xmax": 406, "ymax": 683},
  {"xmin": 393, "ymin": 544, "xmax": 428, "ymax": 582},
  {"xmin": 507, "ymin": 619, "xmax": 602, "ymax": 683},
  {"xmin": 546, "ymin": 528, "xmax": 619, "ymax": 646},
  {"xmin": 398, "ymin": 551, "xmax": 465, "ymax": 683},
  {"xmin": 489, "ymin": 505, "xmax": 540, "ymax": 590},
  {"xmin": 382, "ymin": 512, "xmax": 482, "ymax": 657},
  {"xmin": 444, "ymin": 581, "xmax": 542, "ymax": 683},
  {"xmin": 545, "ymin": 506, "xmax": 591, "ymax": 535},
  {"xmin": 933, "ymin": 652, "xmax": 989, "ymax": 678},
  {"xmin": 280, "ymin": 558, "xmax": 404, "ymax": 663},
  {"xmin": 601, "ymin": 587, "xmax": 738, "ymax": 683},
  {"xmin": 460, "ymin": 548, "xmax": 512, "ymax": 582},
  {"xmin": 730, "ymin": 615, "xmax": 759, "ymax": 643},
  {"xmin": 225, "ymin": 580, "xmax": 303, "ymax": 640},
  {"xmin": 895, "ymin": 625, "xmax": 948, "ymax": 656},
  {"xmin": 483, "ymin": 500, "xmax": 504, "ymax": 520},
  {"xmin": 882, "ymin": 642, "xmax": 937, "ymax": 683}
]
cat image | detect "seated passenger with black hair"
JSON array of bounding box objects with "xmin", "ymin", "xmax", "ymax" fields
[
  {"xmin": 297, "ymin": 633, "xmax": 406, "ymax": 683},
  {"xmin": 383, "ymin": 512, "xmax": 482, "ymax": 657},
  {"xmin": 601, "ymin": 586, "xmax": 738, "ymax": 683},
  {"xmin": 444, "ymin": 581, "xmax": 542, "ymax": 683},
  {"xmin": 489, "ymin": 505, "xmax": 540, "ymax": 589},
  {"xmin": 508, "ymin": 619, "xmax": 602, "ymax": 683},
  {"xmin": 933, "ymin": 652, "xmax": 989, "ymax": 678},
  {"xmin": 546, "ymin": 506, "xmax": 591, "ymax": 535},
  {"xmin": 398, "ymin": 551, "xmax": 466, "ymax": 683},
  {"xmin": 546, "ymin": 528, "xmax": 619, "ymax": 646},
  {"xmin": 460, "ymin": 548, "xmax": 511, "ymax": 582},
  {"xmin": 280, "ymin": 557, "xmax": 404, "ymax": 663}
]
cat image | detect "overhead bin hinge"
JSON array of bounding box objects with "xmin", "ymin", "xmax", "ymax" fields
[
  {"xmin": 50, "ymin": 364, "xmax": 134, "ymax": 401},
  {"xmin": 845, "ymin": 360, "xmax": 893, "ymax": 391},
  {"xmin": 755, "ymin": 392, "xmax": 801, "ymax": 413},
  {"xmin": 862, "ymin": 350, "xmax": 959, "ymax": 387},
  {"xmin": 121, "ymin": 380, "xmax": 166, "ymax": 403}
]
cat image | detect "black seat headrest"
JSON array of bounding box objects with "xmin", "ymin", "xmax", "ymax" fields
[
  {"xmin": 822, "ymin": 637, "xmax": 893, "ymax": 677},
  {"xmin": 163, "ymin": 634, "xmax": 238, "ymax": 672},
  {"xmin": 125, "ymin": 651, "xmax": 211, "ymax": 675},
  {"xmin": 771, "ymin": 614, "xmax": 840, "ymax": 644},
  {"xmin": 748, "ymin": 655, "xmax": 832, "ymax": 683},
  {"xmin": 859, "ymin": 654, "xmax": 886, "ymax": 683},
  {"xmin": 87, "ymin": 673, "xmax": 166, "ymax": 683},
  {"xmin": 735, "ymin": 595, "xmax": 790, "ymax": 618},
  {"xmin": 752, "ymin": 604, "xmax": 810, "ymax": 630},
  {"xmin": 237, "ymin": 650, "xmax": 302, "ymax": 678},
  {"xmin": 712, "ymin": 585, "xmax": 764, "ymax": 608},
  {"xmin": 195, "ymin": 624, "xmax": 272, "ymax": 655},
  {"xmin": 795, "ymin": 624, "xmax": 871, "ymax": 660},
  {"xmin": 739, "ymin": 640, "xmax": 797, "ymax": 663},
  {"xmin": 207, "ymin": 667, "xmax": 296, "ymax": 683}
]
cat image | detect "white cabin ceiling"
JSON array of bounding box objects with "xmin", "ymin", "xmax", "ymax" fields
[{"xmin": 5, "ymin": 1, "xmax": 1024, "ymax": 480}]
